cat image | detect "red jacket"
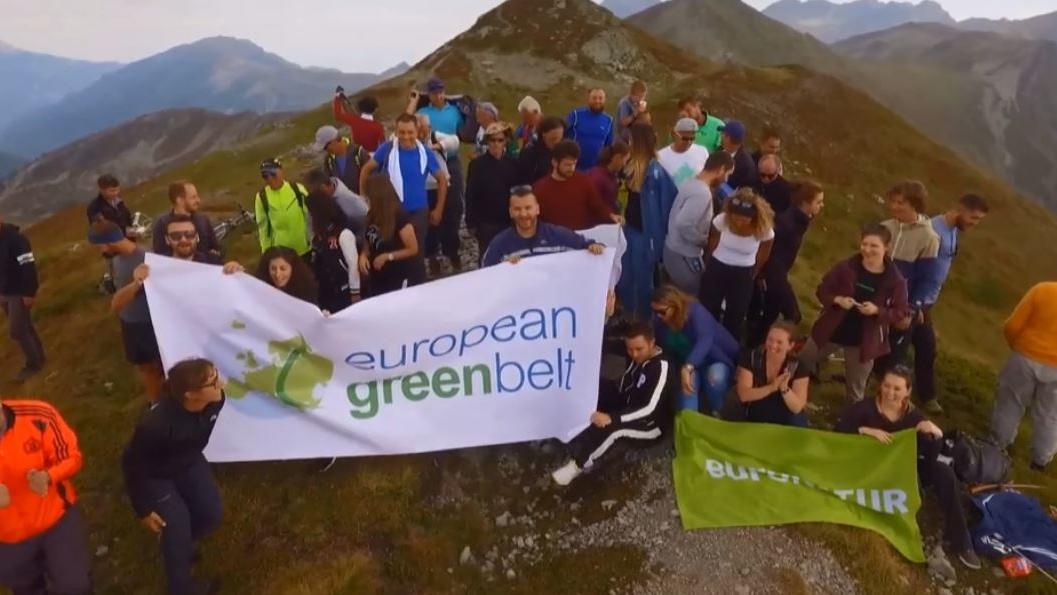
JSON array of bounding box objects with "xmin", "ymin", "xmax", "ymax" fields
[
  {"xmin": 810, "ymin": 255, "xmax": 909, "ymax": 363},
  {"xmin": 333, "ymin": 97, "xmax": 385, "ymax": 152},
  {"xmin": 0, "ymin": 400, "xmax": 83, "ymax": 543}
]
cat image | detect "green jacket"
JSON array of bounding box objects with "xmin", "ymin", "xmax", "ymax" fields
[{"xmin": 254, "ymin": 181, "xmax": 310, "ymax": 255}]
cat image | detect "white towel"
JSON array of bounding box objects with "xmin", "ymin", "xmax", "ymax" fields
[{"xmin": 386, "ymin": 140, "xmax": 429, "ymax": 204}]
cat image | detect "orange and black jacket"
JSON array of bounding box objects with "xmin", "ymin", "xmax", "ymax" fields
[{"xmin": 0, "ymin": 400, "xmax": 83, "ymax": 543}]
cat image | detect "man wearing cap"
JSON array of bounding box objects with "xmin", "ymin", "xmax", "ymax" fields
[
  {"xmin": 407, "ymin": 78, "xmax": 465, "ymax": 270},
  {"xmin": 467, "ymin": 122, "xmax": 520, "ymax": 264},
  {"xmin": 565, "ymin": 88, "xmax": 614, "ymax": 172},
  {"xmin": 0, "ymin": 397, "xmax": 92, "ymax": 595},
  {"xmin": 657, "ymin": 118, "xmax": 710, "ymax": 187},
  {"xmin": 721, "ymin": 120, "xmax": 758, "ymax": 191},
  {"xmin": 515, "ymin": 96, "xmax": 542, "ymax": 151},
  {"xmin": 315, "ymin": 125, "xmax": 371, "ymax": 194},
  {"xmin": 87, "ymin": 220, "xmax": 164, "ymax": 400},
  {"xmin": 254, "ymin": 158, "xmax": 310, "ymax": 256},
  {"xmin": 0, "ymin": 215, "xmax": 44, "ymax": 382}
]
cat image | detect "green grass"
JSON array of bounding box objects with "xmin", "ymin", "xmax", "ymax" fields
[{"xmin": 3, "ymin": 17, "xmax": 1057, "ymax": 593}]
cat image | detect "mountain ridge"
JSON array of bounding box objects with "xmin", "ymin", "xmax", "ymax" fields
[{"xmin": 0, "ymin": 36, "xmax": 382, "ymax": 160}]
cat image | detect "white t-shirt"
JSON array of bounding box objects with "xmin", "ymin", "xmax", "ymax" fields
[
  {"xmin": 711, "ymin": 212, "xmax": 774, "ymax": 267},
  {"xmin": 657, "ymin": 144, "xmax": 710, "ymax": 186}
]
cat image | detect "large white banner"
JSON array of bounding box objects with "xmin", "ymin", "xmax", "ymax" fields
[{"xmin": 144, "ymin": 242, "xmax": 614, "ymax": 462}]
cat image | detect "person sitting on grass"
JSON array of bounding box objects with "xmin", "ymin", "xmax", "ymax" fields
[
  {"xmin": 835, "ymin": 366, "xmax": 980, "ymax": 570},
  {"xmin": 735, "ymin": 321, "xmax": 809, "ymax": 426},
  {"xmin": 552, "ymin": 322, "xmax": 674, "ymax": 486},
  {"xmin": 650, "ymin": 284, "xmax": 739, "ymax": 417},
  {"xmin": 223, "ymin": 246, "xmax": 319, "ymax": 306}
]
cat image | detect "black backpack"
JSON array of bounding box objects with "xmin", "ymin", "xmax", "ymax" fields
[
  {"xmin": 942, "ymin": 430, "xmax": 1012, "ymax": 485},
  {"xmin": 257, "ymin": 182, "xmax": 306, "ymax": 238},
  {"xmin": 311, "ymin": 231, "xmax": 352, "ymax": 296}
]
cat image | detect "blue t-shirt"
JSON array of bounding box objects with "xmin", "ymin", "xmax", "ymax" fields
[
  {"xmin": 417, "ymin": 103, "xmax": 464, "ymax": 136},
  {"xmin": 481, "ymin": 222, "xmax": 592, "ymax": 267},
  {"xmin": 565, "ymin": 107, "xmax": 614, "ymax": 171},
  {"xmin": 927, "ymin": 215, "xmax": 958, "ymax": 304},
  {"xmin": 371, "ymin": 141, "xmax": 442, "ymax": 213}
]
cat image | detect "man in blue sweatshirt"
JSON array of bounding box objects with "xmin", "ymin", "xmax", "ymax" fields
[
  {"xmin": 565, "ymin": 88, "xmax": 614, "ymax": 172},
  {"xmin": 875, "ymin": 181, "xmax": 941, "ymax": 400},
  {"xmin": 481, "ymin": 186, "xmax": 605, "ymax": 267}
]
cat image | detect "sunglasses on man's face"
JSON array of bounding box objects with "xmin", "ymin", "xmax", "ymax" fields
[
  {"xmin": 167, "ymin": 230, "xmax": 198, "ymax": 241},
  {"xmin": 678, "ymin": 135, "xmax": 695, "ymax": 142},
  {"xmin": 760, "ymin": 173, "xmax": 778, "ymax": 181},
  {"xmin": 261, "ymin": 171, "xmax": 280, "ymax": 179}
]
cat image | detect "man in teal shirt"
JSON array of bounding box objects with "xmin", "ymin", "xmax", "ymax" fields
[
  {"xmin": 677, "ymin": 96, "xmax": 723, "ymax": 153},
  {"xmin": 407, "ymin": 78, "xmax": 465, "ymax": 267}
]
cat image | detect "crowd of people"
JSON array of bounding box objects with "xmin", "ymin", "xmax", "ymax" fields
[{"xmin": 1, "ymin": 75, "xmax": 1054, "ymax": 593}]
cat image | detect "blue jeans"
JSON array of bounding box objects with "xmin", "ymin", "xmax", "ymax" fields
[
  {"xmin": 616, "ymin": 226, "xmax": 655, "ymax": 320},
  {"xmin": 679, "ymin": 361, "xmax": 733, "ymax": 414}
]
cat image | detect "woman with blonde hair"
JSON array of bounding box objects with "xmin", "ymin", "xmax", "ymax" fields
[
  {"xmin": 651, "ymin": 284, "xmax": 739, "ymax": 415},
  {"xmin": 700, "ymin": 187, "xmax": 775, "ymax": 343}
]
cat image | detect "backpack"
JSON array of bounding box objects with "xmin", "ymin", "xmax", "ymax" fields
[
  {"xmin": 257, "ymin": 182, "xmax": 306, "ymax": 238},
  {"xmin": 941, "ymin": 430, "xmax": 1012, "ymax": 485},
  {"xmin": 311, "ymin": 231, "xmax": 352, "ymax": 297}
]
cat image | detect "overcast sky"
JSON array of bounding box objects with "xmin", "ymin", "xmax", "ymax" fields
[{"xmin": 0, "ymin": 0, "xmax": 1052, "ymax": 73}]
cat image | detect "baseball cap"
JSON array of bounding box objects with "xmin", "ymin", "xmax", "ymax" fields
[
  {"xmin": 313, "ymin": 125, "xmax": 339, "ymax": 152},
  {"xmin": 478, "ymin": 102, "xmax": 499, "ymax": 119},
  {"xmin": 87, "ymin": 220, "xmax": 125, "ymax": 245},
  {"xmin": 259, "ymin": 158, "xmax": 282, "ymax": 175},
  {"xmin": 425, "ymin": 77, "xmax": 445, "ymax": 93},
  {"xmin": 720, "ymin": 120, "xmax": 746, "ymax": 143},
  {"xmin": 674, "ymin": 117, "xmax": 699, "ymax": 134}
]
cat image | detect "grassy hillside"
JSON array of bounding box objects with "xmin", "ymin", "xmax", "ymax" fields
[{"xmin": 5, "ymin": 1, "xmax": 1057, "ymax": 592}]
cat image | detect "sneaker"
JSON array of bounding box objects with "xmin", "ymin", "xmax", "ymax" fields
[
  {"xmin": 923, "ymin": 400, "xmax": 944, "ymax": 415},
  {"xmin": 957, "ymin": 549, "xmax": 982, "ymax": 570},
  {"xmin": 551, "ymin": 460, "xmax": 582, "ymax": 486}
]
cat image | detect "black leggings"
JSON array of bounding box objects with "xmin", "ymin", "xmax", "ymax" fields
[
  {"xmin": 918, "ymin": 436, "xmax": 972, "ymax": 553},
  {"xmin": 699, "ymin": 257, "xmax": 755, "ymax": 344}
]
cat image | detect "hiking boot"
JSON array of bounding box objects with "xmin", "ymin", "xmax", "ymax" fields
[
  {"xmin": 923, "ymin": 400, "xmax": 944, "ymax": 415},
  {"xmin": 957, "ymin": 549, "xmax": 982, "ymax": 570},
  {"xmin": 551, "ymin": 460, "xmax": 582, "ymax": 486},
  {"xmin": 14, "ymin": 366, "xmax": 41, "ymax": 383}
]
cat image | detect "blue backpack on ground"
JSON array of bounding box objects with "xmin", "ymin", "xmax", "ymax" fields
[{"xmin": 972, "ymin": 489, "xmax": 1057, "ymax": 569}]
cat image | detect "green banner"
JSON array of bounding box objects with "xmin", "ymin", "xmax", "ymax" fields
[{"xmin": 673, "ymin": 411, "xmax": 925, "ymax": 562}]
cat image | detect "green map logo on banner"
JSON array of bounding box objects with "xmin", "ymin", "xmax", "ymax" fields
[
  {"xmin": 673, "ymin": 411, "xmax": 925, "ymax": 562},
  {"xmin": 225, "ymin": 320, "xmax": 334, "ymax": 410}
]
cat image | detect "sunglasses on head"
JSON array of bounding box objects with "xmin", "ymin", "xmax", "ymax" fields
[
  {"xmin": 167, "ymin": 230, "xmax": 198, "ymax": 241},
  {"xmin": 732, "ymin": 197, "xmax": 752, "ymax": 207}
]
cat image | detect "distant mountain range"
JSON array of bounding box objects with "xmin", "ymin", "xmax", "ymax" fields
[
  {"xmin": 764, "ymin": 0, "xmax": 1057, "ymax": 44},
  {"xmin": 0, "ymin": 41, "xmax": 121, "ymax": 136},
  {"xmin": 0, "ymin": 36, "xmax": 396, "ymax": 160},
  {"xmin": 762, "ymin": 0, "xmax": 954, "ymax": 42},
  {"xmin": 0, "ymin": 150, "xmax": 26, "ymax": 179},
  {"xmin": 0, "ymin": 108, "xmax": 287, "ymax": 224}
]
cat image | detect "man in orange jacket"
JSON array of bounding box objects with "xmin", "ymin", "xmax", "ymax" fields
[{"xmin": 0, "ymin": 398, "xmax": 91, "ymax": 594}]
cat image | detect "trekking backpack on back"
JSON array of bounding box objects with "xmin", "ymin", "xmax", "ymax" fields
[
  {"xmin": 942, "ymin": 430, "xmax": 1012, "ymax": 485},
  {"xmin": 257, "ymin": 182, "xmax": 306, "ymax": 238}
]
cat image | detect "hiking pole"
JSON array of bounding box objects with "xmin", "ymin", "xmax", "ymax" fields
[
  {"xmin": 1008, "ymin": 543, "xmax": 1057, "ymax": 585},
  {"xmin": 970, "ymin": 483, "xmax": 1043, "ymax": 495}
]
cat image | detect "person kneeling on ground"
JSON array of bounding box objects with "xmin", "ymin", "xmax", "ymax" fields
[
  {"xmin": 122, "ymin": 358, "xmax": 227, "ymax": 594},
  {"xmin": 735, "ymin": 321, "xmax": 810, "ymax": 426},
  {"xmin": 552, "ymin": 322, "xmax": 674, "ymax": 485},
  {"xmin": 835, "ymin": 367, "xmax": 980, "ymax": 570},
  {"xmin": 650, "ymin": 284, "xmax": 739, "ymax": 416}
]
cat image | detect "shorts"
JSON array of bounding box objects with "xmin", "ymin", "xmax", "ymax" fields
[{"xmin": 120, "ymin": 319, "xmax": 160, "ymax": 365}]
